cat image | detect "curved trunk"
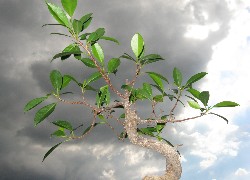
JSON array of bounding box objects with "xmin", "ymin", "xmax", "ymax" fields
[{"xmin": 124, "ymin": 100, "xmax": 182, "ymax": 180}]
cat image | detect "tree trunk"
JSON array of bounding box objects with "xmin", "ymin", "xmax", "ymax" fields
[{"xmin": 124, "ymin": 99, "xmax": 182, "ymax": 180}]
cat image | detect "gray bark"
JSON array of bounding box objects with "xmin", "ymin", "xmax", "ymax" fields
[{"xmin": 123, "ymin": 99, "xmax": 182, "ymax": 180}]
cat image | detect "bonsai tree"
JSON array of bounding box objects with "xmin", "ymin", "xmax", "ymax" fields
[{"xmin": 24, "ymin": 0, "xmax": 239, "ymax": 179}]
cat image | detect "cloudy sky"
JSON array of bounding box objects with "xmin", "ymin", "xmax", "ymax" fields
[{"xmin": 1, "ymin": 0, "xmax": 250, "ymax": 179}]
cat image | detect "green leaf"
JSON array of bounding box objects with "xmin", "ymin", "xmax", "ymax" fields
[
  {"xmin": 173, "ymin": 67, "xmax": 182, "ymax": 87},
  {"xmin": 62, "ymin": 75, "xmax": 81, "ymax": 87},
  {"xmin": 24, "ymin": 96, "xmax": 48, "ymax": 112},
  {"xmin": 121, "ymin": 85, "xmax": 133, "ymax": 91},
  {"xmin": 96, "ymin": 85, "xmax": 110, "ymax": 107},
  {"xmin": 52, "ymin": 120, "xmax": 73, "ymax": 131},
  {"xmin": 73, "ymin": 19, "xmax": 82, "ymax": 35},
  {"xmin": 85, "ymin": 71, "xmax": 102, "ymax": 86},
  {"xmin": 51, "ymin": 51, "xmax": 82, "ymax": 61},
  {"xmin": 209, "ymin": 112, "xmax": 229, "ymax": 124},
  {"xmin": 42, "ymin": 142, "xmax": 62, "ymax": 162},
  {"xmin": 91, "ymin": 43, "xmax": 104, "ymax": 65},
  {"xmin": 120, "ymin": 53, "xmax": 135, "ymax": 62},
  {"xmin": 186, "ymin": 72, "xmax": 207, "ymax": 87},
  {"xmin": 51, "ymin": 130, "xmax": 66, "ymax": 137},
  {"xmin": 188, "ymin": 101, "xmax": 201, "ymax": 109},
  {"xmin": 141, "ymin": 54, "xmax": 164, "ymax": 65},
  {"xmin": 137, "ymin": 88, "xmax": 151, "ymax": 100},
  {"xmin": 46, "ymin": 2, "xmax": 69, "ymax": 27},
  {"xmin": 79, "ymin": 33, "xmax": 90, "ymax": 40},
  {"xmin": 153, "ymin": 95, "xmax": 163, "ymax": 102},
  {"xmin": 99, "ymin": 36, "xmax": 119, "ymax": 45},
  {"xmin": 156, "ymin": 123, "xmax": 166, "ymax": 134},
  {"xmin": 80, "ymin": 13, "xmax": 93, "ymax": 30},
  {"xmin": 34, "ymin": 103, "xmax": 57, "ymax": 126},
  {"xmin": 143, "ymin": 83, "xmax": 152, "ymax": 97},
  {"xmin": 213, "ymin": 101, "xmax": 240, "ymax": 108},
  {"xmin": 146, "ymin": 72, "xmax": 168, "ymax": 92},
  {"xmin": 119, "ymin": 113, "xmax": 125, "ymax": 119},
  {"xmin": 187, "ymin": 88, "xmax": 200, "ymax": 99},
  {"xmin": 50, "ymin": 70, "xmax": 63, "ymax": 93},
  {"xmin": 199, "ymin": 91, "xmax": 209, "ymax": 106},
  {"xmin": 107, "ymin": 58, "xmax": 120, "ymax": 73},
  {"xmin": 82, "ymin": 123, "xmax": 99, "ymax": 135},
  {"xmin": 131, "ymin": 33, "xmax": 144, "ymax": 58},
  {"xmin": 88, "ymin": 28, "xmax": 105, "ymax": 43},
  {"xmin": 61, "ymin": 75, "xmax": 72, "ymax": 89},
  {"xmin": 61, "ymin": 0, "xmax": 77, "ymax": 17},
  {"xmin": 80, "ymin": 58, "xmax": 96, "ymax": 68},
  {"xmin": 138, "ymin": 127, "xmax": 155, "ymax": 137}
]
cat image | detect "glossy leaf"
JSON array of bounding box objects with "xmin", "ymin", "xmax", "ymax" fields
[
  {"xmin": 146, "ymin": 72, "xmax": 168, "ymax": 92},
  {"xmin": 153, "ymin": 95, "xmax": 164, "ymax": 102},
  {"xmin": 138, "ymin": 128, "xmax": 155, "ymax": 137},
  {"xmin": 131, "ymin": 33, "xmax": 144, "ymax": 58},
  {"xmin": 85, "ymin": 71, "xmax": 102, "ymax": 86},
  {"xmin": 137, "ymin": 88, "xmax": 151, "ymax": 100},
  {"xmin": 99, "ymin": 36, "xmax": 119, "ymax": 44},
  {"xmin": 156, "ymin": 123, "xmax": 166, "ymax": 134},
  {"xmin": 61, "ymin": 0, "xmax": 77, "ymax": 17},
  {"xmin": 107, "ymin": 58, "xmax": 120, "ymax": 73},
  {"xmin": 52, "ymin": 120, "xmax": 73, "ymax": 131},
  {"xmin": 73, "ymin": 19, "xmax": 82, "ymax": 35},
  {"xmin": 51, "ymin": 51, "xmax": 82, "ymax": 61},
  {"xmin": 61, "ymin": 75, "xmax": 72, "ymax": 89},
  {"xmin": 120, "ymin": 53, "xmax": 135, "ymax": 62},
  {"xmin": 24, "ymin": 96, "xmax": 48, "ymax": 112},
  {"xmin": 34, "ymin": 103, "xmax": 57, "ymax": 126},
  {"xmin": 187, "ymin": 88, "xmax": 200, "ymax": 99},
  {"xmin": 209, "ymin": 112, "xmax": 229, "ymax": 124},
  {"xmin": 88, "ymin": 28, "xmax": 105, "ymax": 43},
  {"xmin": 188, "ymin": 101, "xmax": 201, "ymax": 109},
  {"xmin": 141, "ymin": 54, "xmax": 164, "ymax": 65},
  {"xmin": 80, "ymin": 58, "xmax": 96, "ymax": 68},
  {"xmin": 50, "ymin": 70, "xmax": 62, "ymax": 93},
  {"xmin": 63, "ymin": 75, "xmax": 81, "ymax": 87},
  {"xmin": 173, "ymin": 67, "xmax": 182, "ymax": 87},
  {"xmin": 96, "ymin": 85, "xmax": 110, "ymax": 107},
  {"xmin": 143, "ymin": 83, "xmax": 152, "ymax": 97},
  {"xmin": 213, "ymin": 101, "xmax": 239, "ymax": 108},
  {"xmin": 80, "ymin": 13, "xmax": 93, "ymax": 30},
  {"xmin": 79, "ymin": 33, "xmax": 90, "ymax": 40},
  {"xmin": 186, "ymin": 72, "xmax": 207, "ymax": 87},
  {"xmin": 91, "ymin": 43, "xmax": 104, "ymax": 65},
  {"xmin": 46, "ymin": 2, "xmax": 69, "ymax": 27},
  {"xmin": 42, "ymin": 142, "xmax": 62, "ymax": 162},
  {"xmin": 199, "ymin": 91, "xmax": 209, "ymax": 106},
  {"xmin": 51, "ymin": 130, "xmax": 66, "ymax": 137}
]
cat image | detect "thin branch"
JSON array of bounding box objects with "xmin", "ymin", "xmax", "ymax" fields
[
  {"xmin": 169, "ymin": 91, "xmax": 182, "ymax": 117},
  {"xmin": 137, "ymin": 114, "xmax": 204, "ymax": 124},
  {"xmin": 77, "ymin": 40, "xmax": 125, "ymax": 99}
]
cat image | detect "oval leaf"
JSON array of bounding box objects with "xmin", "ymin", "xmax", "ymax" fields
[
  {"xmin": 187, "ymin": 88, "xmax": 200, "ymax": 99},
  {"xmin": 188, "ymin": 101, "xmax": 201, "ymax": 109},
  {"xmin": 186, "ymin": 72, "xmax": 207, "ymax": 87},
  {"xmin": 107, "ymin": 58, "xmax": 120, "ymax": 73},
  {"xmin": 50, "ymin": 70, "xmax": 63, "ymax": 93},
  {"xmin": 141, "ymin": 54, "xmax": 164, "ymax": 65},
  {"xmin": 61, "ymin": 0, "xmax": 77, "ymax": 17},
  {"xmin": 80, "ymin": 58, "xmax": 96, "ymax": 68},
  {"xmin": 85, "ymin": 71, "xmax": 102, "ymax": 86},
  {"xmin": 143, "ymin": 83, "xmax": 152, "ymax": 97},
  {"xmin": 46, "ymin": 2, "xmax": 69, "ymax": 27},
  {"xmin": 24, "ymin": 96, "xmax": 48, "ymax": 112},
  {"xmin": 91, "ymin": 43, "xmax": 104, "ymax": 65},
  {"xmin": 173, "ymin": 67, "xmax": 182, "ymax": 87},
  {"xmin": 199, "ymin": 91, "xmax": 209, "ymax": 106},
  {"xmin": 131, "ymin": 33, "xmax": 144, "ymax": 58},
  {"xmin": 34, "ymin": 103, "xmax": 57, "ymax": 126},
  {"xmin": 42, "ymin": 142, "xmax": 62, "ymax": 162},
  {"xmin": 51, "ymin": 130, "xmax": 66, "ymax": 137},
  {"xmin": 213, "ymin": 101, "xmax": 239, "ymax": 108},
  {"xmin": 52, "ymin": 120, "xmax": 73, "ymax": 131},
  {"xmin": 73, "ymin": 19, "xmax": 83, "ymax": 35},
  {"xmin": 61, "ymin": 75, "xmax": 72, "ymax": 89}
]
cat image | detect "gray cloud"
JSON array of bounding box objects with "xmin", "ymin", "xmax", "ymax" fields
[{"xmin": 0, "ymin": 0, "xmax": 234, "ymax": 179}]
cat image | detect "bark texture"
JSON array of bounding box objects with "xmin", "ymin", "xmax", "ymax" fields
[{"xmin": 123, "ymin": 99, "xmax": 182, "ymax": 180}]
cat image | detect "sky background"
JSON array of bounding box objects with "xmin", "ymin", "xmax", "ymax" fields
[{"xmin": 0, "ymin": 0, "xmax": 250, "ymax": 179}]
